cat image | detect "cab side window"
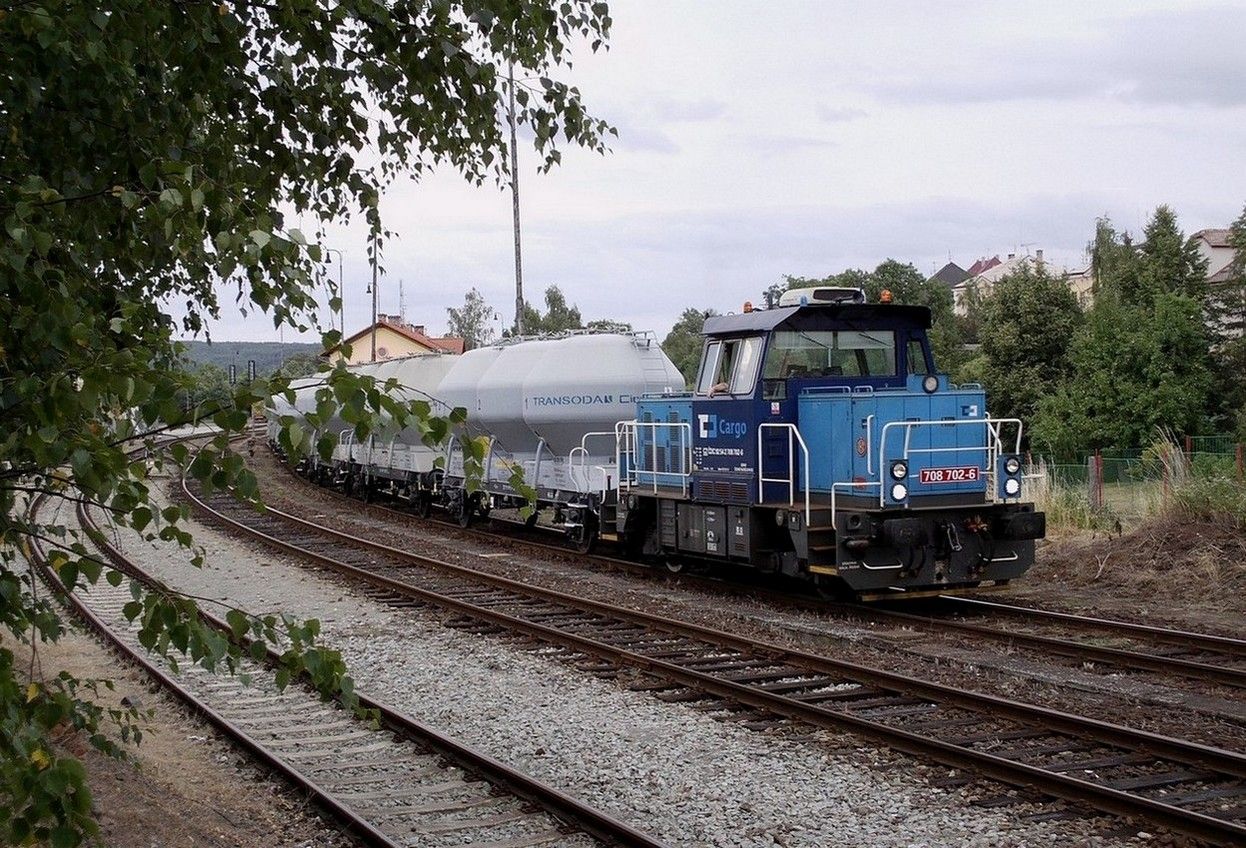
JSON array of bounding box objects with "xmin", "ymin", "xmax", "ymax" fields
[
  {"xmin": 695, "ymin": 341, "xmax": 722, "ymax": 395},
  {"xmin": 715, "ymin": 339, "xmax": 740, "ymax": 390},
  {"xmin": 907, "ymin": 339, "xmax": 929, "ymax": 374},
  {"xmin": 696, "ymin": 336, "xmax": 762, "ymax": 396},
  {"xmin": 729, "ymin": 337, "xmax": 762, "ymax": 394}
]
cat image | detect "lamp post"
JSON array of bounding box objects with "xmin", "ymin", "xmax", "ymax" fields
[
  {"xmin": 324, "ymin": 247, "xmax": 345, "ymax": 335},
  {"xmin": 368, "ymin": 231, "xmax": 379, "ymax": 362},
  {"xmin": 508, "ymin": 62, "xmax": 524, "ymax": 336}
]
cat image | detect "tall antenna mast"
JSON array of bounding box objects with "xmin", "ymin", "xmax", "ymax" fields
[
  {"xmin": 398, "ymin": 278, "xmax": 405, "ymax": 322},
  {"xmin": 508, "ymin": 61, "xmax": 524, "ymax": 335}
]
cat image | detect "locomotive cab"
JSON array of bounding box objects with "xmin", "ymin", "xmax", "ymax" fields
[{"xmin": 618, "ymin": 288, "xmax": 1044, "ymax": 599}]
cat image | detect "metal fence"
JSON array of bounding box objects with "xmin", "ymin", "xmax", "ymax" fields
[{"xmin": 1032, "ymin": 436, "xmax": 1245, "ymax": 519}]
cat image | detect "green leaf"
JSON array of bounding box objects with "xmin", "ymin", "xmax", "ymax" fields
[
  {"xmin": 249, "ymin": 229, "xmax": 271, "ymax": 248},
  {"xmin": 131, "ymin": 506, "xmax": 152, "ymax": 532},
  {"xmin": 225, "ymin": 609, "xmax": 249, "ymax": 640}
]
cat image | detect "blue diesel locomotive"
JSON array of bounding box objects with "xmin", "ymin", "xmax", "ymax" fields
[{"xmin": 610, "ymin": 286, "xmax": 1044, "ymax": 598}]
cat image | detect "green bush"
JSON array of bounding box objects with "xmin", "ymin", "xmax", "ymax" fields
[
  {"xmin": 1168, "ymin": 475, "xmax": 1246, "ymax": 529},
  {"xmin": 1190, "ymin": 452, "xmax": 1237, "ymax": 479}
]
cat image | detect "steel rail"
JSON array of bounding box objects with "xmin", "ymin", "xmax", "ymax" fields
[
  {"xmin": 278, "ymin": 455, "xmax": 1246, "ymax": 689},
  {"xmin": 941, "ymin": 595, "xmax": 1246, "ymax": 657},
  {"xmin": 859, "ymin": 604, "xmax": 1246, "ymax": 689},
  {"xmin": 23, "ymin": 495, "xmax": 399, "ymax": 848},
  {"xmin": 22, "ymin": 470, "xmax": 666, "ymax": 848},
  {"xmin": 185, "ymin": 478, "xmax": 1246, "ymax": 846},
  {"xmin": 75, "ymin": 501, "xmax": 665, "ymax": 848}
]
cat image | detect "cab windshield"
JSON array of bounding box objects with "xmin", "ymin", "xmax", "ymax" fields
[{"xmin": 762, "ymin": 330, "xmax": 897, "ymax": 381}]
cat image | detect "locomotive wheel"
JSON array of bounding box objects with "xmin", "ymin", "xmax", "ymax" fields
[{"xmin": 812, "ymin": 574, "xmax": 843, "ymax": 601}]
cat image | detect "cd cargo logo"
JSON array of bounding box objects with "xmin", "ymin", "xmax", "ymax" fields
[{"xmin": 697, "ymin": 413, "xmax": 747, "ymax": 439}]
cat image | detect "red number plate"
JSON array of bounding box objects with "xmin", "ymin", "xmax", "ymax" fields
[{"xmin": 919, "ymin": 466, "xmax": 980, "ymax": 484}]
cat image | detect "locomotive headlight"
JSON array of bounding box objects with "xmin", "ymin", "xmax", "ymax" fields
[
  {"xmin": 1004, "ymin": 456, "xmax": 1021, "ymax": 475},
  {"xmin": 1004, "ymin": 477, "xmax": 1021, "ymax": 497},
  {"xmin": 890, "ymin": 460, "xmax": 908, "ymax": 480},
  {"xmin": 922, "ymin": 375, "xmax": 939, "ymax": 394},
  {"xmin": 890, "ymin": 483, "xmax": 909, "ymax": 502}
]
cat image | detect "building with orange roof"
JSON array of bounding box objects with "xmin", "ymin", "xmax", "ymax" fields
[{"xmin": 323, "ymin": 315, "xmax": 465, "ymax": 364}]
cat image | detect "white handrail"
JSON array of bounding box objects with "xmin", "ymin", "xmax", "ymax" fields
[
  {"xmin": 570, "ymin": 430, "xmax": 620, "ymax": 496},
  {"xmin": 757, "ymin": 422, "xmax": 810, "ymax": 525},
  {"xmin": 878, "ymin": 417, "xmax": 1023, "ymax": 507},
  {"xmin": 831, "ymin": 480, "xmax": 881, "ymax": 530},
  {"xmin": 616, "ymin": 420, "xmax": 692, "ymax": 496},
  {"xmin": 865, "ymin": 414, "xmax": 875, "ymax": 475}
]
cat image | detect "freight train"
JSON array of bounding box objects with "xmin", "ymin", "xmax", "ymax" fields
[{"xmin": 270, "ymin": 287, "xmax": 1044, "ymax": 599}]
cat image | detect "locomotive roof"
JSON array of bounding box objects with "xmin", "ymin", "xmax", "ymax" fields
[{"xmin": 703, "ymin": 303, "xmax": 931, "ymax": 336}]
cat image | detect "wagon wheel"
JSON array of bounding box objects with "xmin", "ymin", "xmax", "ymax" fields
[
  {"xmin": 662, "ymin": 557, "xmax": 685, "ymax": 574},
  {"xmin": 524, "ymin": 510, "xmax": 540, "ymax": 529},
  {"xmin": 415, "ymin": 494, "xmax": 432, "ymax": 519},
  {"xmin": 572, "ymin": 515, "xmax": 598, "ymax": 555},
  {"xmin": 456, "ymin": 494, "xmax": 474, "ymax": 528}
]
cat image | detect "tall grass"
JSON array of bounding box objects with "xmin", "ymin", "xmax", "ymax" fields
[
  {"xmin": 1026, "ymin": 457, "xmax": 1119, "ymax": 532},
  {"xmin": 1148, "ymin": 429, "xmax": 1246, "ymax": 528},
  {"xmin": 1167, "ymin": 475, "xmax": 1246, "ymax": 529}
]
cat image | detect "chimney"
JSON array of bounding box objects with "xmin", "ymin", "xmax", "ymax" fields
[
  {"xmin": 1036, "ymin": 249, "xmax": 1044, "ymax": 261},
  {"xmin": 1007, "ymin": 252, "xmax": 1016, "ymax": 260},
  {"xmin": 411, "ymin": 325, "xmax": 426, "ymax": 335}
]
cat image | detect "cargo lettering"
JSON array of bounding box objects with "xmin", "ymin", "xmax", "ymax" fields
[{"xmin": 697, "ymin": 414, "xmax": 748, "ymax": 440}]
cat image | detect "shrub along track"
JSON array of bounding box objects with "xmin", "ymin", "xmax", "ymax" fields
[
  {"xmin": 185, "ymin": 474, "xmax": 1246, "ymax": 846},
  {"xmin": 24, "ymin": 490, "xmax": 667, "ymax": 848}
]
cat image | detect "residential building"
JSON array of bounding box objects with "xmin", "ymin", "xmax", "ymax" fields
[
  {"xmin": 951, "ymin": 252, "xmax": 1046, "ymax": 315},
  {"xmin": 323, "ymin": 315, "xmax": 465, "ymax": 365},
  {"xmin": 1193, "ymin": 228, "xmax": 1236, "ymax": 283},
  {"xmin": 1194, "ymin": 228, "xmax": 1245, "ymax": 339},
  {"xmin": 1064, "ymin": 265, "xmax": 1095, "ymax": 307},
  {"xmin": 929, "ymin": 261, "xmax": 969, "ymax": 288}
]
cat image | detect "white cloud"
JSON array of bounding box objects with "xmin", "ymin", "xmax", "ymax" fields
[{"xmin": 199, "ymin": 0, "xmax": 1246, "ymax": 344}]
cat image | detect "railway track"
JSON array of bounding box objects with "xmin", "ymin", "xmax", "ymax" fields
[
  {"xmin": 276, "ymin": 456, "xmax": 1246, "ymax": 692},
  {"xmin": 25, "ymin": 493, "xmax": 667, "ymax": 848},
  {"xmin": 185, "ymin": 476, "xmax": 1246, "ymax": 845}
]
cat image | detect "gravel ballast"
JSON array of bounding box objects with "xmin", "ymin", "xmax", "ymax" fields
[{"xmin": 106, "ymin": 489, "xmax": 1144, "ymax": 848}]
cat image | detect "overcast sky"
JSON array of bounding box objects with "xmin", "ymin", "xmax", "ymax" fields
[{"xmin": 202, "ymin": 0, "xmax": 1246, "ymax": 344}]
